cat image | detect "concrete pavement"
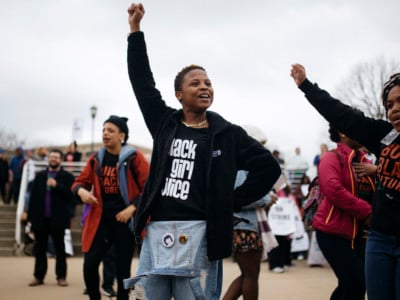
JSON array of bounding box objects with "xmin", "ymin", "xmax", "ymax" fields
[{"xmin": 0, "ymin": 256, "xmax": 336, "ymax": 299}]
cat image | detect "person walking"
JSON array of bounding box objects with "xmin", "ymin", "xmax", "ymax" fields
[
  {"xmin": 81, "ymin": 204, "xmax": 117, "ymax": 298},
  {"xmin": 72, "ymin": 115, "xmax": 149, "ymax": 300},
  {"xmin": 7, "ymin": 146, "xmax": 25, "ymax": 204},
  {"xmin": 0, "ymin": 148, "xmax": 10, "ymax": 203},
  {"xmin": 223, "ymin": 169, "xmax": 276, "ymax": 300},
  {"xmin": 313, "ymin": 125, "xmax": 373, "ymax": 299},
  {"xmin": 290, "ymin": 64, "xmax": 399, "ymax": 300},
  {"xmin": 125, "ymin": 4, "xmax": 281, "ymax": 299},
  {"xmin": 267, "ymin": 185, "xmax": 297, "ymax": 273},
  {"xmin": 27, "ymin": 149, "xmax": 75, "ymax": 287}
]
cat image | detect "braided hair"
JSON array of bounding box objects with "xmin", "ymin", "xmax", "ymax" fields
[{"xmin": 382, "ymin": 72, "xmax": 400, "ymax": 111}]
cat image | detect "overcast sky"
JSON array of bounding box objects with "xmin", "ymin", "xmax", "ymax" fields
[{"xmin": 1, "ymin": 0, "xmax": 399, "ymax": 177}]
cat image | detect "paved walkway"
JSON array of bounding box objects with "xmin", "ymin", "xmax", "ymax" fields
[{"xmin": 1, "ymin": 256, "xmax": 336, "ymax": 299}]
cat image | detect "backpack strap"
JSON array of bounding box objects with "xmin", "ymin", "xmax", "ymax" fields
[
  {"xmin": 89, "ymin": 152, "xmax": 100, "ymax": 176},
  {"xmin": 331, "ymin": 150, "xmax": 343, "ymax": 166},
  {"xmin": 128, "ymin": 152, "xmax": 142, "ymax": 192}
]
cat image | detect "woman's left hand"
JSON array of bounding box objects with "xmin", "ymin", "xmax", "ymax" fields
[{"xmin": 115, "ymin": 205, "xmax": 137, "ymax": 223}]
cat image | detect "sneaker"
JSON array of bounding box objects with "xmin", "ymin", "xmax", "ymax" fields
[
  {"xmin": 271, "ymin": 267, "xmax": 284, "ymax": 273},
  {"xmin": 297, "ymin": 254, "xmax": 305, "ymax": 260},
  {"xmin": 102, "ymin": 287, "xmax": 117, "ymax": 297}
]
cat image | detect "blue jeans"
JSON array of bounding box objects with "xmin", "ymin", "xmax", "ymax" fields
[
  {"xmin": 124, "ymin": 221, "xmax": 222, "ymax": 300},
  {"xmin": 365, "ymin": 230, "xmax": 400, "ymax": 300}
]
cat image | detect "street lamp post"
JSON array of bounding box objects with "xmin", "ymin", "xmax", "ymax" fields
[{"xmin": 90, "ymin": 105, "xmax": 98, "ymax": 154}]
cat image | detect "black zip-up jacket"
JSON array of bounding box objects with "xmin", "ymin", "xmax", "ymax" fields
[
  {"xmin": 127, "ymin": 32, "xmax": 281, "ymax": 260},
  {"xmin": 28, "ymin": 167, "xmax": 75, "ymax": 231},
  {"xmin": 299, "ymin": 79, "xmax": 400, "ymax": 236}
]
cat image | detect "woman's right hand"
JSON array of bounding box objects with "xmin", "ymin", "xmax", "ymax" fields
[
  {"xmin": 77, "ymin": 188, "xmax": 98, "ymax": 205},
  {"xmin": 128, "ymin": 3, "xmax": 145, "ymax": 33},
  {"xmin": 352, "ymin": 162, "xmax": 377, "ymax": 177},
  {"xmin": 290, "ymin": 63, "xmax": 307, "ymax": 86}
]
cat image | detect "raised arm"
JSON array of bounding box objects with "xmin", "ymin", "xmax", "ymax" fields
[
  {"xmin": 127, "ymin": 3, "xmax": 145, "ymax": 33},
  {"xmin": 127, "ymin": 3, "xmax": 175, "ymax": 136},
  {"xmin": 289, "ymin": 63, "xmax": 392, "ymax": 156},
  {"xmin": 290, "ymin": 63, "xmax": 307, "ymax": 86}
]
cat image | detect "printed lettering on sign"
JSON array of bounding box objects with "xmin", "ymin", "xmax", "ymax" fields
[{"xmin": 161, "ymin": 138, "xmax": 197, "ymax": 200}]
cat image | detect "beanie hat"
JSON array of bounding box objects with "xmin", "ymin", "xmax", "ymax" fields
[{"xmin": 104, "ymin": 115, "xmax": 129, "ymax": 145}]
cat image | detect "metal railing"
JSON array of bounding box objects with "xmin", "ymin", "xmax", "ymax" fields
[{"xmin": 14, "ymin": 161, "xmax": 86, "ymax": 245}]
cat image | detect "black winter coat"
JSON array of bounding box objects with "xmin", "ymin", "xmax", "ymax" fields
[
  {"xmin": 28, "ymin": 168, "xmax": 75, "ymax": 231},
  {"xmin": 127, "ymin": 32, "xmax": 281, "ymax": 260}
]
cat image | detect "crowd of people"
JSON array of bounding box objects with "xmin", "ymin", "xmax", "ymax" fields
[
  {"xmin": 0, "ymin": 3, "xmax": 399, "ymax": 300},
  {"xmin": 0, "ymin": 142, "xmax": 83, "ymax": 205}
]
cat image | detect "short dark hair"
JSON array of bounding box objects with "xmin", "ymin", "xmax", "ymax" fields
[
  {"xmin": 174, "ymin": 64, "xmax": 206, "ymax": 92},
  {"xmin": 49, "ymin": 149, "xmax": 64, "ymax": 159},
  {"xmin": 328, "ymin": 124, "xmax": 340, "ymax": 143}
]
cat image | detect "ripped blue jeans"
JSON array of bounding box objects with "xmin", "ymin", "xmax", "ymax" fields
[{"xmin": 124, "ymin": 220, "xmax": 222, "ymax": 300}]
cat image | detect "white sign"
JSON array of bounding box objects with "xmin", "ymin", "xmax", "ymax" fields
[{"xmin": 268, "ymin": 197, "xmax": 297, "ymax": 236}]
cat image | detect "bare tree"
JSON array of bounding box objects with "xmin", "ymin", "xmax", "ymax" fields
[
  {"xmin": 0, "ymin": 126, "xmax": 25, "ymax": 150},
  {"xmin": 334, "ymin": 56, "xmax": 400, "ymax": 120}
]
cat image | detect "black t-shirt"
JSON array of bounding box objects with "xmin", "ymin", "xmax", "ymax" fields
[
  {"xmin": 151, "ymin": 124, "xmax": 209, "ymax": 221},
  {"xmin": 371, "ymin": 135, "xmax": 400, "ymax": 235},
  {"xmin": 100, "ymin": 151, "xmax": 125, "ymax": 219}
]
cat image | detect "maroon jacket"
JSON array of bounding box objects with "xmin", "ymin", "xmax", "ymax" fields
[{"xmin": 313, "ymin": 143, "xmax": 372, "ymax": 242}]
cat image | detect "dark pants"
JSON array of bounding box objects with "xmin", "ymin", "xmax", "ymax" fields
[
  {"xmin": 268, "ymin": 235, "xmax": 292, "ymax": 269},
  {"xmin": 102, "ymin": 245, "xmax": 116, "ymax": 290},
  {"xmin": 7, "ymin": 179, "xmax": 21, "ymax": 204},
  {"xmin": 33, "ymin": 218, "xmax": 67, "ymax": 280},
  {"xmin": 84, "ymin": 218, "xmax": 134, "ymax": 300},
  {"xmin": 0, "ymin": 180, "xmax": 6, "ymax": 201},
  {"xmin": 316, "ymin": 230, "xmax": 366, "ymax": 300}
]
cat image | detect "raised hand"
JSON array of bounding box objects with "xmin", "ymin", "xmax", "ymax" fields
[
  {"xmin": 290, "ymin": 63, "xmax": 307, "ymax": 86},
  {"xmin": 127, "ymin": 3, "xmax": 145, "ymax": 33}
]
